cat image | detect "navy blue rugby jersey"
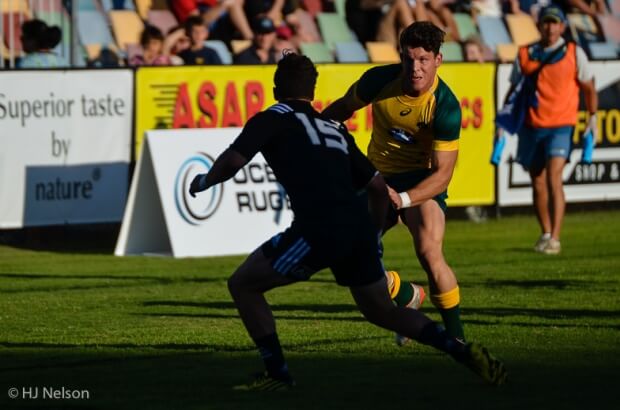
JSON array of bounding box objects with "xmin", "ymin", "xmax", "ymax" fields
[{"xmin": 230, "ymin": 100, "xmax": 377, "ymax": 226}]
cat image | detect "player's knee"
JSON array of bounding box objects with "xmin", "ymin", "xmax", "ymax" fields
[{"xmin": 227, "ymin": 274, "xmax": 244, "ymax": 298}]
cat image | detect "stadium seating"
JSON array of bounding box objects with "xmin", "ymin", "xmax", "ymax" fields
[
  {"xmin": 496, "ymin": 43, "xmax": 519, "ymax": 62},
  {"xmin": 454, "ymin": 13, "xmax": 478, "ymax": 40},
  {"xmin": 77, "ymin": 0, "xmax": 98, "ymax": 12},
  {"xmin": 135, "ymin": 0, "xmax": 153, "ymax": 20},
  {"xmin": 477, "ymin": 15, "xmax": 512, "ymax": 55},
  {"xmin": 0, "ymin": 0, "xmax": 30, "ymax": 14},
  {"xmin": 77, "ymin": 11, "xmax": 115, "ymax": 50},
  {"xmin": 2, "ymin": 12, "xmax": 25, "ymax": 54},
  {"xmin": 334, "ymin": 0, "xmax": 346, "ymax": 19},
  {"xmin": 300, "ymin": 42, "xmax": 334, "ymax": 63},
  {"xmin": 31, "ymin": 0, "xmax": 62, "ymax": 13},
  {"xmin": 588, "ymin": 42, "xmax": 619, "ymax": 59},
  {"xmin": 147, "ymin": 9, "xmax": 178, "ymax": 36},
  {"xmin": 0, "ymin": 0, "xmax": 617, "ymax": 68},
  {"xmin": 366, "ymin": 41, "xmax": 399, "ymax": 63},
  {"xmin": 505, "ymin": 14, "xmax": 540, "ymax": 46},
  {"xmin": 335, "ymin": 40, "xmax": 368, "ymax": 63},
  {"xmin": 317, "ymin": 12, "xmax": 354, "ymax": 51},
  {"xmin": 440, "ymin": 41, "xmax": 463, "ymax": 62},
  {"xmin": 109, "ymin": 10, "xmax": 144, "ymax": 51},
  {"xmin": 204, "ymin": 40, "xmax": 232, "ymax": 65},
  {"xmin": 598, "ymin": 15, "xmax": 620, "ymax": 44}
]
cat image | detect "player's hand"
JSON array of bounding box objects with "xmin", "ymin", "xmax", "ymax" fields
[
  {"xmin": 584, "ymin": 113, "xmax": 598, "ymax": 142},
  {"xmin": 387, "ymin": 186, "xmax": 402, "ymax": 209},
  {"xmin": 189, "ymin": 173, "xmax": 207, "ymax": 198}
]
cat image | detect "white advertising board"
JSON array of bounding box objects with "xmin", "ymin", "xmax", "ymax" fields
[
  {"xmin": 496, "ymin": 61, "xmax": 620, "ymax": 206},
  {"xmin": 0, "ymin": 70, "xmax": 133, "ymax": 227},
  {"xmin": 115, "ymin": 128, "xmax": 294, "ymax": 258}
]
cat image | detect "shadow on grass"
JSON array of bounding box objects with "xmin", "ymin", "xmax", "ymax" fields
[
  {"xmin": 0, "ymin": 274, "xmax": 222, "ymax": 294},
  {"xmin": 0, "ymin": 347, "xmax": 617, "ymax": 410},
  {"xmin": 143, "ymin": 300, "xmax": 359, "ymax": 313},
  {"xmin": 469, "ymin": 279, "xmax": 592, "ymax": 290}
]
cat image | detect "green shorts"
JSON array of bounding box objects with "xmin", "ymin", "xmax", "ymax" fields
[{"xmin": 384, "ymin": 170, "xmax": 448, "ymax": 213}]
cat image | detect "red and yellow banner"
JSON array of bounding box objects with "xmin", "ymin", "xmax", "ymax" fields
[{"xmin": 135, "ymin": 63, "xmax": 496, "ymax": 206}]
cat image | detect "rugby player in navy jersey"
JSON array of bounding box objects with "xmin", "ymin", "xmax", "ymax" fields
[{"xmin": 189, "ymin": 51, "xmax": 506, "ymax": 390}]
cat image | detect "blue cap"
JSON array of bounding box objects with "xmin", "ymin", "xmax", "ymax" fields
[{"xmin": 539, "ymin": 5, "xmax": 567, "ymax": 24}]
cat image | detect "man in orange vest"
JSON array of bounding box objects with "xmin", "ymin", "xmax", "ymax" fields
[{"xmin": 506, "ymin": 5, "xmax": 598, "ymax": 254}]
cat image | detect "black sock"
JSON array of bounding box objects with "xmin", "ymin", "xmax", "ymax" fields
[
  {"xmin": 253, "ymin": 333, "xmax": 289, "ymax": 378},
  {"xmin": 417, "ymin": 322, "xmax": 467, "ymax": 361}
]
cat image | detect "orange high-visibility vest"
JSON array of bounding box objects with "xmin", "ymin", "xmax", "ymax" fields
[{"xmin": 518, "ymin": 42, "xmax": 579, "ymax": 128}]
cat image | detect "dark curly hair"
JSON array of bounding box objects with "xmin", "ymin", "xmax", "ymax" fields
[
  {"xmin": 273, "ymin": 51, "xmax": 318, "ymax": 101},
  {"xmin": 399, "ymin": 21, "xmax": 445, "ymax": 55},
  {"xmin": 140, "ymin": 25, "xmax": 164, "ymax": 48},
  {"xmin": 21, "ymin": 19, "xmax": 61, "ymax": 53}
]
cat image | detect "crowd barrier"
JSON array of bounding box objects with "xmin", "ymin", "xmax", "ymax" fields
[{"xmin": 1, "ymin": 61, "xmax": 619, "ymax": 230}]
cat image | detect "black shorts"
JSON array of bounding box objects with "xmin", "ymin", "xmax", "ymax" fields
[
  {"xmin": 261, "ymin": 221, "xmax": 384, "ymax": 287},
  {"xmin": 384, "ymin": 170, "xmax": 448, "ymax": 227}
]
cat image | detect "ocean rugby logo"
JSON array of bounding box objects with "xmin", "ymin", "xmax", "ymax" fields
[{"xmin": 174, "ymin": 153, "xmax": 224, "ymax": 225}]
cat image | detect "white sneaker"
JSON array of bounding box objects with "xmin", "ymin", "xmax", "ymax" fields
[
  {"xmin": 395, "ymin": 283, "xmax": 426, "ymax": 346},
  {"xmin": 542, "ymin": 238, "xmax": 561, "ymax": 255},
  {"xmin": 534, "ymin": 233, "xmax": 551, "ymax": 253}
]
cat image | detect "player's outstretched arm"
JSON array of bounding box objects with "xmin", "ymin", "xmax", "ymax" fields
[
  {"xmin": 189, "ymin": 148, "xmax": 248, "ymax": 197},
  {"xmin": 323, "ymin": 84, "xmax": 365, "ymax": 122}
]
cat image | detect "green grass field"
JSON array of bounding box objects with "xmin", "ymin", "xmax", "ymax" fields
[{"xmin": 1, "ymin": 211, "xmax": 619, "ymax": 410}]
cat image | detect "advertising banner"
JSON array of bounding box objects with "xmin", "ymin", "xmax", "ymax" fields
[
  {"xmin": 496, "ymin": 61, "xmax": 620, "ymax": 206},
  {"xmin": 115, "ymin": 128, "xmax": 294, "ymax": 258},
  {"xmin": 0, "ymin": 70, "xmax": 133, "ymax": 228},
  {"xmin": 135, "ymin": 63, "xmax": 496, "ymax": 206}
]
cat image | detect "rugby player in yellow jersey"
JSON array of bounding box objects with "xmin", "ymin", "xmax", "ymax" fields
[{"xmin": 324, "ymin": 21, "xmax": 465, "ymax": 344}]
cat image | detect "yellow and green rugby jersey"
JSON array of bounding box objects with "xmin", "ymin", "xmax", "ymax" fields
[{"xmin": 350, "ymin": 64, "xmax": 461, "ymax": 175}]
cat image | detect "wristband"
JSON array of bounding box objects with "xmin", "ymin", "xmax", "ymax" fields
[{"xmin": 399, "ymin": 191, "xmax": 412, "ymax": 208}]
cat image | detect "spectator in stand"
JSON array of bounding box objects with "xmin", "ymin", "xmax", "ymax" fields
[
  {"xmin": 112, "ymin": 0, "xmax": 127, "ymax": 9},
  {"xmin": 244, "ymin": 0, "xmax": 321, "ymax": 45},
  {"xmin": 347, "ymin": 0, "xmax": 429, "ymax": 47},
  {"xmin": 234, "ymin": 15, "xmax": 278, "ymax": 64},
  {"xmin": 563, "ymin": 0, "xmax": 609, "ymax": 16},
  {"xmin": 470, "ymin": 0, "xmax": 505, "ymax": 17},
  {"xmin": 170, "ymin": 0, "xmax": 253, "ymax": 40},
  {"xmin": 18, "ymin": 19, "xmax": 68, "ymax": 68},
  {"xmin": 423, "ymin": 0, "xmax": 461, "ymax": 41},
  {"xmin": 88, "ymin": 47, "xmax": 123, "ymax": 68},
  {"xmin": 178, "ymin": 16, "xmax": 223, "ymax": 65},
  {"xmin": 164, "ymin": 26, "xmax": 191, "ymax": 65},
  {"xmin": 129, "ymin": 25, "xmax": 173, "ymax": 66},
  {"xmin": 463, "ymin": 36, "xmax": 486, "ymax": 63}
]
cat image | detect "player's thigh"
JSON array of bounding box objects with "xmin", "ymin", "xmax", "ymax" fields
[
  {"xmin": 228, "ymin": 246, "xmax": 299, "ymax": 294},
  {"xmin": 402, "ymin": 199, "xmax": 446, "ymax": 253},
  {"xmin": 330, "ymin": 227, "xmax": 385, "ymax": 287},
  {"xmin": 349, "ymin": 276, "xmax": 394, "ymax": 323}
]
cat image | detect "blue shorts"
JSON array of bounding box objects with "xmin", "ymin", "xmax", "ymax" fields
[{"xmin": 516, "ymin": 125, "xmax": 573, "ymax": 170}]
